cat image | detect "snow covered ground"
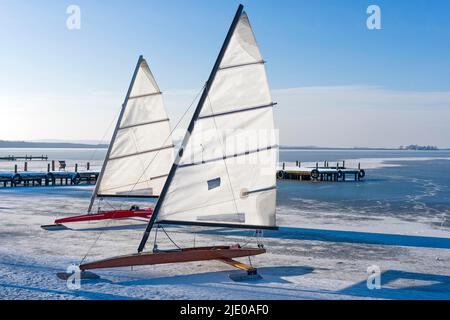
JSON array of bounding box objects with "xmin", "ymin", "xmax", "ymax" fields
[{"xmin": 1, "ymin": 185, "xmax": 449, "ymax": 300}]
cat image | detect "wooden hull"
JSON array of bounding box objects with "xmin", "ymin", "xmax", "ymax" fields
[{"xmin": 80, "ymin": 245, "xmax": 265, "ymax": 271}]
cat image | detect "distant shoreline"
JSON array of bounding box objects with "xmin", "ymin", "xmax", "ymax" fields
[
  {"xmin": 0, "ymin": 141, "xmax": 108, "ymax": 149},
  {"xmin": 0, "ymin": 141, "xmax": 448, "ymax": 150}
]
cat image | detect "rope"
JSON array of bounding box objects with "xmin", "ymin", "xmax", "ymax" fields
[
  {"xmin": 102, "ymin": 198, "xmax": 119, "ymax": 211},
  {"xmin": 160, "ymin": 225, "xmax": 181, "ymax": 249},
  {"xmin": 79, "ymin": 213, "xmax": 116, "ymax": 265},
  {"xmin": 152, "ymin": 224, "xmax": 159, "ymax": 250}
]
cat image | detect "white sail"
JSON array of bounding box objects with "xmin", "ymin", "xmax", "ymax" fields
[
  {"xmin": 97, "ymin": 58, "xmax": 174, "ymax": 197},
  {"xmin": 157, "ymin": 12, "xmax": 277, "ymax": 228}
]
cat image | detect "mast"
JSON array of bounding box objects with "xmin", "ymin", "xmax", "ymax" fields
[
  {"xmin": 88, "ymin": 55, "xmax": 144, "ymax": 213},
  {"xmin": 137, "ymin": 4, "xmax": 245, "ymax": 253}
]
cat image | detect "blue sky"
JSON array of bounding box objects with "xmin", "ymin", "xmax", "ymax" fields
[{"xmin": 1, "ymin": 0, "xmax": 450, "ymax": 147}]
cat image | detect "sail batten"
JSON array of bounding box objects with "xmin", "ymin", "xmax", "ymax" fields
[
  {"xmin": 129, "ymin": 92, "xmax": 162, "ymax": 100},
  {"xmin": 197, "ymin": 102, "xmax": 275, "ymax": 120},
  {"xmin": 108, "ymin": 144, "xmax": 174, "ymax": 161},
  {"xmin": 155, "ymin": 220, "xmax": 279, "ymax": 230},
  {"xmin": 219, "ymin": 60, "xmax": 265, "ymax": 71},
  {"xmin": 119, "ymin": 118, "xmax": 169, "ymax": 130},
  {"xmin": 179, "ymin": 144, "xmax": 278, "ymax": 168},
  {"xmin": 95, "ymin": 57, "xmax": 174, "ymax": 199}
]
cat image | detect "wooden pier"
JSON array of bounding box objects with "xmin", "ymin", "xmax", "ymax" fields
[
  {"xmin": 277, "ymin": 161, "xmax": 365, "ymax": 182},
  {"xmin": 0, "ymin": 155, "xmax": 48, "ymax": 161},
  {"xmin": 0, "ymin": 171, "xmax": 99, "ymax": 187},
  {"xmin": 0, "ymin": 161, "xmax": 99, "ymax": 188}
]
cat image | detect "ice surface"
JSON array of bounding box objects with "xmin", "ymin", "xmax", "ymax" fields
[{"xmin": 0, "ymin": 184, "xmax": 449, "ymax": 300}]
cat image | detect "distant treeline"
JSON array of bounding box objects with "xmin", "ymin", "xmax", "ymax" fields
[
  {"xmin": 280, "ymin": 145, "xmax": 446, "ymax": 150},
  {"xmin": 399, "ymin": 145, "xmax": 439, "ymax": 151},
  {"xmin": 280, "ymin": 145, "xmax": 395, "ymax": 150},
  {"xmin": 0, "ymin": 140, "xmax": 108, "ymax": 149}
]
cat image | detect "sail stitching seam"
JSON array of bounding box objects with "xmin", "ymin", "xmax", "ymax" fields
[{"xmin": 197, "ymin": 102, "xmax": 276, "ymax": 120}]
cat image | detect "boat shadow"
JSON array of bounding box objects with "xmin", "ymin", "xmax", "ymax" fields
[
  {"xmin": 115, "ymin": 265, "xmax": 314, "ymax": 287},
  {"xmin": 73, "ymin": 222, "xmax": 149, "ymax": 232},
  {"xmin": 338, "ymin": 269, "xmax": 450, "ymax": 300},
  {"xmin": 110, "ymin": 267, "xmax": 450, "ymax": 299},
  {"xmin": 195, "ymin": 226, "xmax": 450, "ymax": 249}
]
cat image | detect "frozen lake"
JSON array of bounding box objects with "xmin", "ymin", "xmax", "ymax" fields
[{"xmin": 0, "ymin": 148, "xmax": 449, "ymax": 299}]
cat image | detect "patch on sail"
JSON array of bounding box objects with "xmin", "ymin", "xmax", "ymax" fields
[
  {"xmin": 207, "ymin": 177, "xmax": 221, "ymax": 190},
  {"xmin": 115, "ymin": 188, "xmax": 153, "ymax": 196},
  {"xmin": 197, "ymin": 213, "xmax": 245, "ymax": 223}
]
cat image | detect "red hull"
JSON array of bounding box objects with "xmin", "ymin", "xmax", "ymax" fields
[{"xmin": 55, "ymin": 208, "xmax": 153, "ymax": 224}]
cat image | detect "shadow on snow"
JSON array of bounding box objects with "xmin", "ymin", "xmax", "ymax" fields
[
  {"xmin": 339, "ymin": 270, "xmax": 450, "ymax": 300},
  {"xmin": 194, "ymin": 226, "xmax": 450, "ymax": 249}
]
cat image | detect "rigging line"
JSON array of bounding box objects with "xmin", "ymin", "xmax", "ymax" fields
[
  {"xmin": 153, "ymin": 224, "xmax": 159, "ymax": 247},
  {"xmin": 160, "ymin": 225, "xmax": 181, "ymax": 249},
  {"xmin": 248, "ymin": 256, "xmax": 253, "ymax": 268},
  {"xmin": 79, "ymin": 196, "xmax": 134, "ymax": 266},
  {"xmin": 206, "ymin": 94, "xmax": 240, "ymax": 219},
  {"xmin": 78, "ymin": 192, "xmax": 129, "ymax": 266},
  {"xmin": 79, "ymin": 213, "xmax": 116, "ymax": 265},
  {"xmin": 239, "ymin": 230, "xmax": 257, "ymax": 248},
  {"xmin": 115, "ymin": 84, "xmax": 207, "ymax": 208},
  {"xmin": 101, "ymin": 198, "xmax": 119, "ymax": 211}
]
